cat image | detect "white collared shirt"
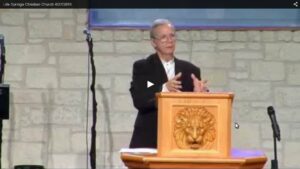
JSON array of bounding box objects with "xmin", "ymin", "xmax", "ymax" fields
[
  {"xmin": 160, "ymin": 58, "xmax": 175, "ymax": 92},
  {"xmin": 161, "ymin": 59, "xmax": 175, "ymax": 80}
]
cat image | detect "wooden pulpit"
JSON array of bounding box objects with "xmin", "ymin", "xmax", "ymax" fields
[{"xmin": 121, "ymin": 92, "xmax": 267, "ymax": 169}]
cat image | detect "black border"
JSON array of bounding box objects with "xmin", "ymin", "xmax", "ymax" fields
[
  {"xmin": 0, "ymin": 0, "xmax": 299, "ymax": 8},
  {"xmin": 90, "ymin": 0, "xmax": 299, "ymax": 8}
]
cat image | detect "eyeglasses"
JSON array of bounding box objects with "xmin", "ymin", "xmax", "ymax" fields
[{"xmin": 153, "ymin": 33, "xmax": 176, "ymax": 43}]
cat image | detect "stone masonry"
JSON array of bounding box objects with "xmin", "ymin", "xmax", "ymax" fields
[{"xmin": 0, "ymin": 9, "xmax": 300, "ymax": 169}]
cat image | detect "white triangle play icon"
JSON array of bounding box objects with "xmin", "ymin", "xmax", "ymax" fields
[{"xmin": 147, "ymin": 81, "xmax": 154, "ymax": 88}]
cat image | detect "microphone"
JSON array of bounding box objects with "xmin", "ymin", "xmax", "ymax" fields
[
  {"xmin": 83, "ymin": 28, "xmax": 91, "ymax": 41},
  {"xmin": 267, "ymin": 106, "xmax": 281, "ymax": 141},
  {"xmin": 83, "ymin": 28, "xmax": 91, "ymax": 36}
]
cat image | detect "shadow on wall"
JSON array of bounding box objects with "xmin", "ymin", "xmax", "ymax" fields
[
  {"xmin": 41, "ymin": 85, "xmax": 54, "ymax": 167},
  {"xmin": 7, "ymin": 93, "xmax": 14, "ymax": 168},
  {"xmin": 6, "ymin": 85, "xmax": 54, "ymax": 168},
  {"xmin": 6, "ymin": 84, "xmax": 115, "ymax": 168},
  {"xmin": 97, "ymin": 84, "xmax": 114, "ymax": 168}
]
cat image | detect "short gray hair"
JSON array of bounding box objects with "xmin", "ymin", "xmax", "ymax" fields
[{"xmin": 150, "ymin": 19, "xmax": 175, "ymax": 39}]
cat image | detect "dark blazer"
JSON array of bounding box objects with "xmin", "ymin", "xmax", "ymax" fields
[{"xmin": 129, "ymin": 53, "xmax": 201, "ymax": 148}]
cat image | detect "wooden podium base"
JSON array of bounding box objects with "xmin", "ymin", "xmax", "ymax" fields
[{"xmin": 121, "ymin": 149, "xmax": 267, "ymax": 169}]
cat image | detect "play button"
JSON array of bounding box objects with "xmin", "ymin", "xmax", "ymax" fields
[{"xmin": 147, "ymin": 81, "xmax": 154, "ymax": 88}]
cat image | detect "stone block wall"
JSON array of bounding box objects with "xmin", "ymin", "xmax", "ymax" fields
[{"xmin": 0, "ymin": 9, "xmax": 300, "ymax": 169}]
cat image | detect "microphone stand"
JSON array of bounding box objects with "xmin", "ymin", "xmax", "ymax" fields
[
  {"xmin": 85, "ymin": 31, "xmax": 97, "ymax": 169},
  {"xmin": 271, "ymin": 125, "xmax": 279, "ymax": 169},
  {"xmin": 268, "ymin": 106, "xmax": 280, "ymax": 169}
]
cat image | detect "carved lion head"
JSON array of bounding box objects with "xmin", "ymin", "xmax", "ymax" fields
[{"xmin": 174, "ymin": 106, "xmax": 216, "ymax": 150}]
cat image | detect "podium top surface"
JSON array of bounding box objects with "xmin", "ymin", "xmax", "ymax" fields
[
  {"xmin": 156, "ymin": 92, "xmax": 234, "ymax": 99},
  {"xmin": 121, "ymin": 148, "xmax": 267, "ymax": 164}
]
